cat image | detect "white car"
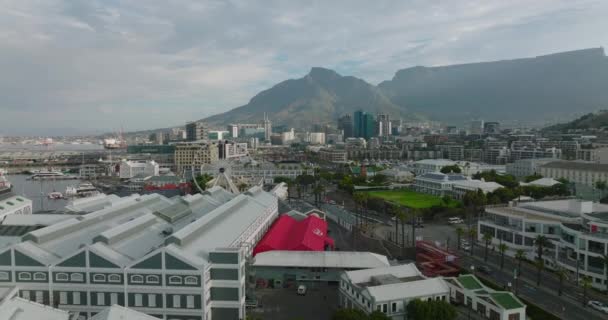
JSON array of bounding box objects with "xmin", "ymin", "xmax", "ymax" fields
[
  {"xmin": 448, "ymin": 217, "xmax": 464, "ymax": 224},
  {"xmin": 297, "ymin": 285, "xmax": 307, "ymax": 295},
  {"xmin": 588, "ymin": 300, "xmax": 608, "ymax": 313}
]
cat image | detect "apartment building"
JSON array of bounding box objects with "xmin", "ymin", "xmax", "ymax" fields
[
  {"xmin": 505, "ymin": 158, "xmax": 555, "ymax": 178},
  {"xmin": 319, "ymin": 148, "xmax": 348, "ymax": 163},
  {"xmin": 539, "ymin": 161, "xmax": 608, "ymax": 187},
  {"xmin": 174, "ymin": 142, "xmax": 219, "ymax": 175},
  {"xmin": 480, "ymin": 199, "xmax": 608, "ymax": 289},
  {"xmin": 0, "ymin": 186, "xmax": 280, "ymax": 320}
]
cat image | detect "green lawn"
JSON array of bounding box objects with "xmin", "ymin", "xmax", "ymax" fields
[{"xmin": 364, "ymin": 189, "xmax": 460, "ymax": 209}]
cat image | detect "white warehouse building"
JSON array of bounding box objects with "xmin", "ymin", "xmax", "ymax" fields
[{"xmin": 119, "ymin": 160, "xmax": 160, "ymax": 179}]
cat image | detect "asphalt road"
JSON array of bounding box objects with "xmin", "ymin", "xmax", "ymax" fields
[{"xmin": 461, "ymin": 247, "xmax": 608, "ymax": 320}]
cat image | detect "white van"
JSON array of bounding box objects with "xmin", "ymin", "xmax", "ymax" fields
[{"xmin": 297, "ymin": 285, "xmax": 307, "ymax": 295}]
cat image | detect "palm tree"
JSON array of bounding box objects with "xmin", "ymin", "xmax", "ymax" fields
[
  {"xmin": 581, "ymin": 276, "xmax": 592, "ymax": 307},
  {"xmin": 468, "ymin": 228, "xmax": 477, "ymax": 256},
  {"xmin": 482, "ymin": 232, "xmax": 492, "ymax": 262},
  {"xmin": 535, "ymin": 259, "xmax": 544, "ymax": 287},
  {"xmin": 456, "ymin": 227, "xmax": 465, "ymax": 251},
  {"xmin": 602, "ymin": 254, "xmax": 608, "ymax": 293},
  {"xmin": 555, "ymin": 266, "xmax": 568, "ymax": 296},
  {"xmin": 353, "ymin": 193, "xmax": 364, "ymax": 227},
  {"xmin": 499, "ymin": 243, "xmax": 508, "ymax": 270},
  {"xmin": 313, "ymin": 184, "xmax": 325, "ymax": 206},
  {"xmin": 410, "ymin": 208, "xmax": 421, "ymax": 248},
  {"xmin": 535, "ymin": 235, "xmax": 549, "ymax": 261},
  {"xmin": 398, "ymin": 209, "xmax": 407, "ymax": 247},
  {"xmin": 595, "ymin": 180, "xmax": 607, "ymax": 200},
  {"xmin": 287, "ymin": 180, "xmax": 294, "ymax": 201},
  {"xmin": 515, "ymin": 249, "xmax": 526, "ymax": 278}
]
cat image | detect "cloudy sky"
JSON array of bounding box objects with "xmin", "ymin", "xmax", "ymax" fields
[{"xmin": 1, "ymin": 0, "xmax": 607, "ymax": 135}]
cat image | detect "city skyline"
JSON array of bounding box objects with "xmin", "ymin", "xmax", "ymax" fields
[{"xmin": 1, "ymin": 1, "xmax": 608, "ymax": 135}]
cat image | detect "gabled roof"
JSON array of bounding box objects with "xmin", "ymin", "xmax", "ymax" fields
[{"xmin": 91, "ymin": 305, "xmax": 161, "ymax": 320}]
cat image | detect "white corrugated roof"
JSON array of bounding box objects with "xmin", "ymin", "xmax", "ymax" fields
[
  {"xmin": 0, "ymin": 297, "xmax": 69, "ymax": 320},
  {"xmin": 1, "ymin": 214, "xmax": 72, "ymax": 226},
  {"xmin": 345, "ymin": 263, "xmax": 422, "ymax": 284},
  {"xmin": 253, "ymin": 251, "xmax": 390, "ymax": 269},
  {"xmin": 91, "ymin": 305, "xmax": 161, "ymax": 320},
  {"xmin": 365, "ymin": 277, "xmax": 449, "ymax": 301}
]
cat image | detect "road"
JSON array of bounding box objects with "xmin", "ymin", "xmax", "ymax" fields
[{"xmin": 461, "ymin": 246, "xmax": 608, "ymax": 320}]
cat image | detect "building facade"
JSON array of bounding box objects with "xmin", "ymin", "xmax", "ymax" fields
[
  {"xmin": 174, "ymin": 142, "xmax": 219, "ymax": 175},
  {"xmin": 539, "ymin": 161, "xmax": 608, "ymax": 187},
  {"xmin": 319, "ymin": 148, "xmax": 348, "ymax": 163},
  {"xmin": 185, "ymin": 122, "xmax": 208, "ymax": 142},
  {"xmin": 0, "ymin": 186, "xmax": 280, "ymax": 320},
  {"xmin": 505, "ymin": 158, "xmax": 555, "ymax": 178},
  {"xmin": 480, "ymin": 199, "xmax": 608, "ymax": 289},
  {"xmin": 119, "ymin": 160, "xmax": 160, "ymax": 179}
]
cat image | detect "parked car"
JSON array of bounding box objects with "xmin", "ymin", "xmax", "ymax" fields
[
  {"xmin": 448, "ymin": 217, "xmax": 464, "ymax": 224},
  {"xmin": 462, "ymin": 244, "xmax": 471, "ymax": 251},
  {"xmin": 297, "ymin": 285, "xmax": 307, "ymax": 295},
  {"xmin": 588, "ymin": 300, "xmax": 608, "ymax": 313},
  {"xmin": 478, "ymin": 265, "xmax": 493, "ymax": 275}
]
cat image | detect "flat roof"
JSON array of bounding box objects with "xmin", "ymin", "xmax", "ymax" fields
[
  {"xmin": 541, "ymin": 161, "xmax": 608, "ymax": 172},
  {"xmin": 457, "ymin": 274, "xmax": 483, "ymax": 290},
  {"xmin": 365, "ymin": 277, "xmax": 449, "ymax": 301},
  {"xmin": 253, "ymin": 251, "xmax": 390, "ymax": 269},
  {"xmin": 490, "ymin": 292, "xmax": 525, "ymax": 310}
]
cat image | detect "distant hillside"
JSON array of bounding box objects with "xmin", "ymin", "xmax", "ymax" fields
[
  {"xmin": 378, "ymin": 48, "xmax": 608, "ymax": 123},
  {"xmin": 203, "ymin": 67, "xmax": 410, "ymax": 128},
  {"xmin": 543, "ymin": 111, "xmax": 608, "ymax": 132}
]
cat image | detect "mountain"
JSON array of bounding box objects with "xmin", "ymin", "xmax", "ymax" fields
[
  {"xmin": 203, "ymin": 67, "xmax": 409, "ymax": 128},
  {"xmin": 378, "ymin": 48, "xmax": 608, "ymax": 124},
  {"xmin": 542, "ymin": 110, "xmax": 608, "ymax": 132}
]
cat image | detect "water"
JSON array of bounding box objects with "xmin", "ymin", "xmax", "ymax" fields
[
  {"xmin": 0, "ymin": 143, "xmax": 104, "ymax": 152},
  {"xmin": 7, "ymin": 174, "xmax": 83, "ymax": 213}
]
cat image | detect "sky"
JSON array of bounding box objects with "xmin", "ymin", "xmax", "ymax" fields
[{"xmin": 0, "ymin": 0, "xmax": 607, "ymax": 136}]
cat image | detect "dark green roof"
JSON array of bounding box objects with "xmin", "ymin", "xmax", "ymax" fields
[
  {"xmin": 490, "ymin": 292, "xmax": 524, "ymax": 310},
  {"xmin": 457, "ymin": 275, "xmax": 483, "ymax": 290}
]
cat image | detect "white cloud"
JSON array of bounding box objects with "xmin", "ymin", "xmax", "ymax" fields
[{"xmin": 0, "ymin": 0, "xmax": 606, "ymax": 134}]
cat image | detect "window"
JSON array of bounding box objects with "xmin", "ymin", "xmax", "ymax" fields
[
  {"xmin": 18, "ymin": 272, "xmax": 31, "ymax": 281},
  {"xmin": 131, "ymin": 275, "xmax": 144, "ymax": 284},
  {"xmin": 33, "ymin": 272, "xmax": 46, "ymax": 281},
  {"xmin": 108, "ymin": 274, "xmax": 121, "ymax": 283},
  {"xmin": 148, "ymin": 294, "xmax": 156, "ymax": 307},
  {"xmin": 110, "ymin": 293, "xmax": 118, "ymax": 305},
  {"xmin": 72, "ymin": 292, "xmax": 81, "ymax": 305},
  {"xmin": 21, "ymin": 290, "xmax": 30, "ymax": 300},
  {"xmin": 59, "ymin": 292, "xmax": 68, "ymax": 305},
  {"xmin": 382, "ymin": 304, "xmax": 388, "ymax": 313},
  {"xmin": 70, "ymin": 273, "xmax": 83, "ymax": 282},
  {"xmin": 392, "ymin": 302, "xmax": 397, "ymax": 312},
  {"xmin": 55, "ymin": 273, "xmax": 68, "ymax": 281},
  {"xmin": 146, "ymin": 275, "xmax": 160, "ymax": 284},
  {"xmin": 93, "ymin": 274, "xmax": 106, "ymax": 282},
  {"xmin": 184, "ymin": 276, "xmax": 198, "ymax": 285},
  {"xmin": 135, "ymin": 294, "xmax": 143, "ymax": 307},
  {"xmin": 97, "ymin": 292, "xmax": 105, "ymax": 306},
  {"xmin": 172, "ymin": 295, "xmax": 181, "ymax": 308},
  {"xmin": 168, "ymin": 276, "xmax": 182, "ymax": 285},
  {"xmin": 0, "ymin": 272, "xmax": 9, "ymax": 280},
  {"xmin": 35, "ymin": 291, "xmax": 43, "ymax": 303},
  {"xmin": 187, "ymin": 295, "xmax": 195, "ymax": 309}
]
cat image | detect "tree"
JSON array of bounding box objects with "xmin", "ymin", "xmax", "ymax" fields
[
  {"xmin": 410, "ymin": 208, "xmax": 422, "ymax": 248},
  {"xmin": 534, "ymin": 259, "xmax": 544, "ymax": 287},
  {"xmin": 237, "ymin": 182, "xmax": 248, "ymax": 192},
  {"xmin": 534, "ymin": 235, "xmax": 549, "ymax": 262},
  {"xmin": 483, "ymin": 233, "xmax": 492, "ymax": 262},
  {"xmin": 596, "ymin": 180, "xmax": 607, "ymax": 199},
  {"xmin": 524, "ymin": 174, "xmax": 543, "ymax": 183},
  {"xmin": 332, "ymin": 308, "xmax": 368, "ymax": 320},
  {"xmin": 313, "ymin": 184, "xmax": 325, "ymax": 206},
  {"xmin": 397, "ymin": 208, "xmax": 407, "ymax": 247},
  {"xmin": 498, "ymin": 243, "xmax": 508, "ymax": 270},
  {"xmin": 515, "ymin": 249, "xmax": 526, "ymax": 278},
  {"xmin": 406, "ymin": 299, "xmax": 457, "ymax": 320},
  {"xmin": 440, "ymin": 165, "xmax": 461, "ymax": 174},
  {"xmin": 468, "ymin": 228, "xmax": 477, "ymax": 255},
  {"xmin": 368, "ymin": 311, "xmax": 391, "ymax": 320},
  {"xmin": 193, "ymin": 174, "xmax": 213, "ymax": 192},
  {"xmin": 555, "ymin": 266, "xmax": 568, "ymax": 296},
  {"xmin": 456, "ymin": 227, "xmax": 465, "ymax": 251},
  {"xmin": 273, "ymin": 176, "xmax": 292, "ymax": 184},
  {"xmin": 602, "ymin": 254, "xmax": 608, "ymax": 293},
  {"xmin": 581, "ymin": 276, "xmax": 592, "ymax": 307}
]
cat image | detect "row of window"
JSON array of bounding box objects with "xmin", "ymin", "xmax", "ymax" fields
[
  {"xmin": 5, "ymin": 272, "xmax": 198, "ymax": 286},
  {"xmin": 24, "ymin": 290, "xmax": 200, "ymax": 309}
]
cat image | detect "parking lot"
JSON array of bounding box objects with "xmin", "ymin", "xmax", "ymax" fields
[{"xmin": 247, "ymin": 283, "xmax": 339, "ymax": 320}]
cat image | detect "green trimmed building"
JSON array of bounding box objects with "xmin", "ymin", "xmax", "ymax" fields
[
  {"xmin": 445, "ymin": 274, "xmax": 526, "ymax": 320},
  {"xmin": 0, "ymin": 186, "xmax": 280, "ymax": 320}
]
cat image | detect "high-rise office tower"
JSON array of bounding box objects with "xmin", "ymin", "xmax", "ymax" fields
[
  {"xmin": 185, "ymin": 121, "xmax": 208, "ymax": 141},
  {"xmin": 262, "ymin": 113, "xmax": 272, "ymax": 141},
  {"xmin": 353, "ymin": 110, "xmax": 375, "ymax": 140},
  {"xmin": 338, "ymin": 114, "xmax": 354, "ymax": 138},
  {"xmin": 377, "ymin": 113, "xmax": 391, "ymax": 137}
]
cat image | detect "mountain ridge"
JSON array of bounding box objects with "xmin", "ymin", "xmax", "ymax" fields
[{"xmin": 201, "ymin": 47, "xmax": 608, "ymax": 128}]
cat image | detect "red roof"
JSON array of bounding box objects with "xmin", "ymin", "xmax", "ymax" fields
[{"xmin": 253, "ymin": 214, "xmax": 334, "ymax": 256}]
